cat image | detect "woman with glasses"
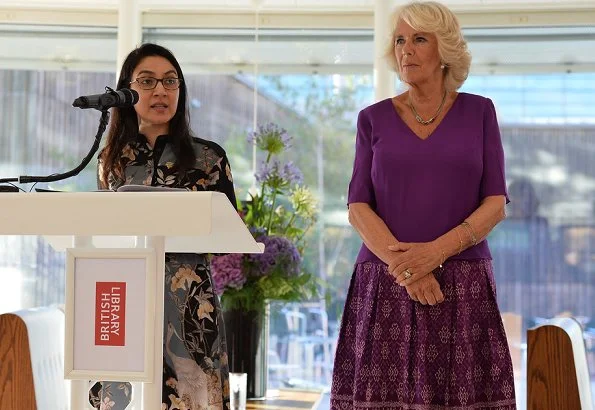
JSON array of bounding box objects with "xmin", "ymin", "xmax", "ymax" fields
[{"xmin": 91, "ymin": 43, "xmax": 235, "ymax": 410}]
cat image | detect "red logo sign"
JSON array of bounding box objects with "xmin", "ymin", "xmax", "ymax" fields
[{"xmin": 95, "ymin": 282, "xmax": 126, "ymax": 346}]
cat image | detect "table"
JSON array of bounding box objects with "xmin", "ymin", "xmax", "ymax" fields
[{"xmin": 247, "ymin": 389, "xmax": 323, "ymax": 410}]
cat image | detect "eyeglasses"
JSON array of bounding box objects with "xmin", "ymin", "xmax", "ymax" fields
[{"xmin": 130, "ymin": 77, "xmax": 182, "ymax": 90}]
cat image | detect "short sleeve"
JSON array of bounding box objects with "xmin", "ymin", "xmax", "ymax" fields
[
  {"xmin": 480, "ymin": 98, "xmax": 510, "ymax": 203},
  {"xmin": 347, "ymin": 109, "xmax": 376, "ymax": 207},
  {"xmin": 210, "ymin": 152, "xmax": 238, "ymax": 211}
]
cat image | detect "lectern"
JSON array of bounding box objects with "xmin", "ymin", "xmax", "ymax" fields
[{"xmin": 0, "ymin": 190, "xmax": 263, "ymax": 410}]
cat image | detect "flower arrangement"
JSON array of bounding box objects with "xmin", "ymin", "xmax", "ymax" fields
[{"xmin": 211, "ymin": 123, "xmax": 318, "ymax": 312}]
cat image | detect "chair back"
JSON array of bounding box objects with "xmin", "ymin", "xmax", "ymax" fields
[
  {"xmin": 0, "ymin": 307, "xmax": 68, "ymax": 410},
  {"xmin": 527, "ymin": 317, "xmax": 593, "ymax": 410}
]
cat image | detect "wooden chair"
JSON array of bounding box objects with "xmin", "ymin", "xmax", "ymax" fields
[
  {"xmin": 0, "ymin": 307, "xmax": 68, "ymax": 410},
  {"xmin": 527, "ymin": 317, "xmax": 593, "ymax": 410}
]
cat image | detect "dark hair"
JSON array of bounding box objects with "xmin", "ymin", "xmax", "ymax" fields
[
  {"xmin": 508, "ymin": 178, "xmax": 539, "ymax": 217},
  {"xmin": 99, "ymin": 43, "xmax": 195, "ymax": 188}
]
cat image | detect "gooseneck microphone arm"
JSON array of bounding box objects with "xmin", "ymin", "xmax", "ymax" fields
[
  {"xmin": 0, "ymin": 110, "xmax": 110, "ymax": 184},
  {"xmin": 0, "ymin": 87, "xmax": 138, "ymax": 187}
]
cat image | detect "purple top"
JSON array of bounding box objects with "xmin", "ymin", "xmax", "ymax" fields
[{"xmin": 348, "ymin": 92, "xmax": 509, "ymax": 264}]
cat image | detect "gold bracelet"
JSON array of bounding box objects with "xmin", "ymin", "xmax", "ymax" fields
[
  {"xmin": 461, "ymin": 221, "xmax": 477, "ymax": 246},
  {"xmin": 439, "ymin": 250, "xmax": 446, "ymax": 268},
  {"xmin": 455, "ymin": 226, "xmax": 463, "ymax": 255},
  {"xmin": 467, "ymin": 220, "xmax": 479, "ymax": 243},
  {"xmin": 461, "ymin": 222, "xmax": 476, "ymax": 246},
  {"xmin": 463, "ymin": 220, "xmax": 478, "ymax": 245}
]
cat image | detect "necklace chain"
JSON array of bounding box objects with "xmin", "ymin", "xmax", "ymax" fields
[{"xmin": 408, "ymin": 90, "xmax": 447, "ymax": 126}]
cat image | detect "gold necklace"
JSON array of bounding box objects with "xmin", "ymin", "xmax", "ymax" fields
[{"xmin": 408, "ymin": 90, "xmax": 447, "ymax": 126}]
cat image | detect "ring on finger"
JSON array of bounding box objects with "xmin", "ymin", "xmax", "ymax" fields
[{"xmin": 403, "ymin": 268, "xmax": 412, "ymax": 279}]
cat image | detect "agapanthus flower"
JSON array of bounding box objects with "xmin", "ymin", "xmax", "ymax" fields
[
  {"xmin": 281, "ymin": 162, "xmax": 303, "ymax": 185},
  {"xmin": 216, "ymin": 123, "xmax": 318, "ymax": 312},
  {"xmin": 254, "ymin": 160, "xmax": 275, "ymax": 184},
  {"xmin": 248, "ymin": 122, "xmax": 292, "ymax": 154},
  {"xmin": 255, "ymin": 160, "xmax": 303, "ymax": 189}
]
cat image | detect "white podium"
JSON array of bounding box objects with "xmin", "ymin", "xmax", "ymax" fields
[{"xmin": 0, "ymin": 190, "xmax": 263, "ymax": 410}]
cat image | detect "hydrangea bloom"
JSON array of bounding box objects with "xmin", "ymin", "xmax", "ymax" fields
[
  {"xmin": 210, "ymin": 253, "xmax": 246, "ymax": 295},
  {"xmin": 245, "ymin": 235, "xmax": 301, "ymax": 278}
]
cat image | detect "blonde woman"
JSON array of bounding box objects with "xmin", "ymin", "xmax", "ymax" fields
[{"xmin": 331, "ymin": 1, "xmax": 516, "ymax": 408}]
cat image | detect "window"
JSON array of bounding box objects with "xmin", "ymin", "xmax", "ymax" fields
[{"xmin": 0, "ymin": 24, "xmax": 117, "ymax": 312}]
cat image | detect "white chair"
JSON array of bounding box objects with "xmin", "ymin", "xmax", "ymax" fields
[{"xmin": 501, "ymin": 312, "xmax": 524, "ymax": 378}]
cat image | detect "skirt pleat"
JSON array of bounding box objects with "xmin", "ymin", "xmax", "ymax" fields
[{"xmin": 330, "ymin": 260, "xmax": 516, "ymax": 409}]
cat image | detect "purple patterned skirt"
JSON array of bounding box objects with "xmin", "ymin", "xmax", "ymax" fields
[{"xmin": 330, "ymin": 260, "xmax": 516, "ymax": 409}]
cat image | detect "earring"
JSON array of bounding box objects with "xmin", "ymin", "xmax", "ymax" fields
[{"xmin": 440, "ymin": 64, "xmax": 446, "ymax": 69}]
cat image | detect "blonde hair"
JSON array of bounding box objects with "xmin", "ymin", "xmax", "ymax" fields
[{"xmin": 384, "ymin": 1, "xmax": 471, "ymax": 91}]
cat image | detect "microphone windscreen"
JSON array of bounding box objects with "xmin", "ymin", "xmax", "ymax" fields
[{"xmin": 124, "ymin": 88, "xmax": 139, "ymax": 105}]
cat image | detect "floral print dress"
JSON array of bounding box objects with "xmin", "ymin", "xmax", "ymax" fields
[{"xmin": 90, "ymin": 134, "xmax": 237, "ymax": 410}]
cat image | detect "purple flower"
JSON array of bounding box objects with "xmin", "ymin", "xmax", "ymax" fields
[
  {"xmin": 210, "ymin": 253, "xmax": 247, "ymax": 295},
  {"xmin": 255, "ymin": 160, "xmax": 303, "ymax": 188},
  {"xmin": 249, "ymin": 226, "xmax": 267, "ymax": 238},
  {"xmin": 281, "ymin": 161, "xmax": 303, "ymax": 185},
  {"xmin": 248, "ymin": 123, "xmax": 292, "ymax": 154},
  {"xmin": 246, "ymin": 235, "xmax": 301, "ymax": 278},
  {"xmin": 255, "ymin": 160, "xmax": 275, "ymax": 184}
]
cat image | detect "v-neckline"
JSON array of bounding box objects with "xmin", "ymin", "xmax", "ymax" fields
[{"xmin": 390, "ymin": 92, "xmax": 461, "ymax": 142}]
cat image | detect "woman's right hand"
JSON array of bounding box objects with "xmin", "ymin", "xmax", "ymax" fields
[{"xmin": 404, "ymin": 272, "xmax": 444, "ymax": 306}]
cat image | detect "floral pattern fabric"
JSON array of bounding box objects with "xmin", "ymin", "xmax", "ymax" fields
[
  {"xmin": 330, "ymin": 260, "xmax": 516, "ymax": 409},
  {"xmin": 90, "ymin": 134, "xmax": 236, "ymax": 410}
]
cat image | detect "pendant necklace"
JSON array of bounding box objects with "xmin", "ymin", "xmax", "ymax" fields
[{"xmin": 408, "ymin": 90, "xmax": 447, "ymax": 126}]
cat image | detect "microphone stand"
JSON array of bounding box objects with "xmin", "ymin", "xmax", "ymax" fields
[{"xmin": 0, "ymin": 109, "xmax": 110, "ymax": 186}]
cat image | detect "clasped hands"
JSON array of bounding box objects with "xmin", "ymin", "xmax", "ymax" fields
[{"xmin": 387, "ymin": 241, "xmax": 445, "ymax": 306}]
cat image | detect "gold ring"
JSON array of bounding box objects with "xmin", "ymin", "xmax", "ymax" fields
[{"xmin": 404, "ymin": 269, "xmax": 412, "ymax": 279}]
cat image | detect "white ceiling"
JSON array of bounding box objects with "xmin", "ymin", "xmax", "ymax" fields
[
  {"xmin": 0, "ymin": 0, "xmax": 593, "ymax": 74},
  {"xmin": 0, "ymin": 24, "xmax": 593, "ymax": 75},
  {"xmin": 0, "ymin": 0, "xmax": 594, "ymax": 11},
  {"xmin": 146, "ymin": 26, "xmax": 595, "ymax": 73}
]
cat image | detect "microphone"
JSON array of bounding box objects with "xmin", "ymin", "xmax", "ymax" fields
[{"xmin": 72, "ymin": 87, "xmax": 139, "ymax": 110}]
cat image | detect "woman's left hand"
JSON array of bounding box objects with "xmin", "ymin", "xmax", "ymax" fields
[{"xmin": 387, "ymin": 241, "xmax": 442, "ymax": 286}]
